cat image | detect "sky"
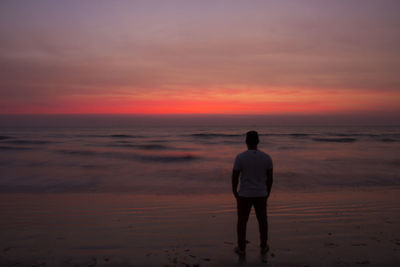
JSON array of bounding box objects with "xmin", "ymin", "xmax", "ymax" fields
[{"xmin": 0, "ymin": 0, "xmax": 399, "ymax": 119}]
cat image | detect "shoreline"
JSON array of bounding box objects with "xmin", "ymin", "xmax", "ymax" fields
[{"xmin": 1, "ymin": 188, "xmax": 400, "ymax": 266}]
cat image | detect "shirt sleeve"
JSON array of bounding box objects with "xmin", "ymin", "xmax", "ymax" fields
[{"xmin": 233, "ymin": 155, "xmax": 241, "ymax": 171}]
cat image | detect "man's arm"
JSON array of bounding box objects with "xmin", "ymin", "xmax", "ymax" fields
[
  {"xmin": 232, "ymin": 170, "xmax": 240, "ymax": 198},
  {"xmin": 266, "ymin": 168, "xmax": 273, "ymax": 198}
]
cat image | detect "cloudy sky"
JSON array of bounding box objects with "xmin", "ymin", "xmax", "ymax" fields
[{"xmin": 1, "ymin": 0, "xmax": 399, "ymax": 116}]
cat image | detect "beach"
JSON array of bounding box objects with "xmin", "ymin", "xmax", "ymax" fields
[{"xmin": 1, "ymin": 188, "xmax": 399, "ymax": 266}]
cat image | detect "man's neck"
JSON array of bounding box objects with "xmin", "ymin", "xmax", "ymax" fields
[{"xmin": 247, "ymin": 146, "xmax": 257, "ymax": 150}]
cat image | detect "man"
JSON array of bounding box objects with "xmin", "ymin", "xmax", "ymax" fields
[{"xmin": 232, "ymin": 130, "xmax": 273, "ymax": 256}]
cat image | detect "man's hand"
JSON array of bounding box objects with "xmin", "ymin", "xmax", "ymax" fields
[
  {"xmin": 232, "ymin": 170, "xmax": 241, "ymax": 199},
  {"xmin": 266, "ymin": 168, "xmax": 273, "ymax": 199}
]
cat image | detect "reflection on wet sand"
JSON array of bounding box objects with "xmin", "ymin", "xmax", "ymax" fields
[{"xmin": 1, "ymin": 189, "xmax": 399, "ymax": 266}]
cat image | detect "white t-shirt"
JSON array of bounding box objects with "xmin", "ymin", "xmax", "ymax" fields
[{"xmin": 233, "ymin": 149, "xmax": 273, "ymax": 197}]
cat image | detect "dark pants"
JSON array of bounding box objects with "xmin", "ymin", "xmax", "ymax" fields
[{"xmin": 237, "ymin": 196, "xmax": 268, "ymax": 250}]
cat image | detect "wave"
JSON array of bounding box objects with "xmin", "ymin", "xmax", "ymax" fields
[
  {"xmin": 327, "ymin": 133, "xmax": 379, "ymax": 137},
  {"xmin": 147, "ymin": 139, "xmax": 168, "ymax": 143},
  {"xmin": 313, "ymin": 135, "xmax": 397, "ymax": 142},
  {"xmin": 75, "ymin": 134, "xmax": 142, "ymax": 138},
  {"xmin": 56, "ymin": 149, "xmax": 201, "ymax": 162},
  {"xmin": 110, "ymin": 134, "xmax": 142, "ymax": 138},
  {"xmin": 57, "ymin": 149, "xmax": 98, "ymax": 156},
  {"xmin": 326, "ymin": 133, "xmax": 400, "ymax": 140},
  {"xmin": 110, "ymin": 142, "xmax": 195, "ymax": 151},
  {"xmin": 110, "ymin": 143, "xmax": 171, "ymax": 150},
  {"xmin": 0, "ymin": 146, "xmax": 33, "ymax": 150},
  {"xmin": 138, "ymin": 154, "xmax": 201, "ymax": 162},
  {"xmin": 290, "ymin": 133, "xmax": 309, "ymax": 138},
  {"xmin": 76, "ymin": 134, "xmax": 108, "ymax": 138},
  {"xmin": 380, "ymin": 138, "xmax": 398, "ymax": 142},
  {"xmin": 259, "ymin": 133, "xmax": 285, "ymax": 136},
  {"xmin": 186, "ymin": 132, "xmax": 400, "ymax": 142},
  {"xmin": 136, "ymin": 144, "xmax": 171, "ymax": 150},
  {"xmin": 189, "ymin": 133, "xmax": 242, "ymax": 138},
  {"xmin": 312, "ymin": 138, "xmax": 357, "ymax": 143},
  {"xmin": 262, "ymin": 133, "xmax": 400, "ymax": 139},
  {"xmin": 2, "ymin": 140, "xmax": 50, "ymax": 145},
  {"xmin": 260, "ymin": 133, "xmax": 310, "ymax": 137}
]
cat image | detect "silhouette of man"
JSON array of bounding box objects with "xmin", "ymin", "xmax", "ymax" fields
[{"xmin": 232, "ymin": 131, "xmax": 273, "ymax": 256}]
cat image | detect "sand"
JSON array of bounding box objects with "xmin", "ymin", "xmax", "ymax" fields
[{"xmin": 1, "ymin": 188, "xmax": 400, "ymax": 266}]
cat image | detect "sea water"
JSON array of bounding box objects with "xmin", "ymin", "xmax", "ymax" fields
[{"xmin": 0, "ymin": 125, "xmax": 399, "ymax": 194}]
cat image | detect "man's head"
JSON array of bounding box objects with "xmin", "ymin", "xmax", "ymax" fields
[{"xmin": 246, "ymin": 130, "xmax": 259, "ymax": 147}]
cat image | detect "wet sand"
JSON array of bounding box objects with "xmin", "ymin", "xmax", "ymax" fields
[{"xmin": 1, "ymin": 188, "xmax": 400, "ymax": 266}]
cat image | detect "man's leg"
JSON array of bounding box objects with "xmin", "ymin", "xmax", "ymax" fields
[
  {"xmin": 237, "ymin": 197, "xmax": 252, "ymax": 250},
  {"xmin": 254, "ymin": 197, "xmax": 268, "ymax": 248}
]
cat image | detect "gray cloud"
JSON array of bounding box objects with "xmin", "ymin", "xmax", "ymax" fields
[{"xmin": 1, "ymin": 0, "xmax": 399, "ymax": 106}]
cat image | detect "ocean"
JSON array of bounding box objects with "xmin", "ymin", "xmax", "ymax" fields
[{"xmin": 1, "ymin": 125, "xmax": 399, "ymax": 194}]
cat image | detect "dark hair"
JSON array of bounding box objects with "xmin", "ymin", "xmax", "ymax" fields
[{"xmin": 246, "ymin": 131, "xmax": 259, "ymax": 146}]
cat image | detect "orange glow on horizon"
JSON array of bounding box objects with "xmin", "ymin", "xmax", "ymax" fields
[{"xmin": 1, "ymin": 87, "xmax": 399, "ymax": 115}]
